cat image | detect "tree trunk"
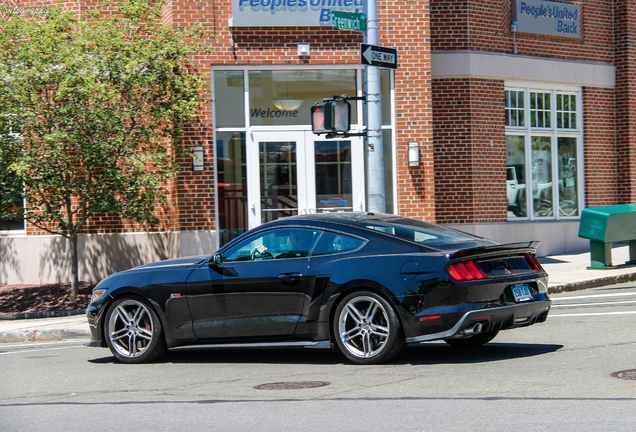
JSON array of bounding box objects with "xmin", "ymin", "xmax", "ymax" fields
[{"xmin": 70, "ymin": 231, "xmax": 79, "ymax": 298}]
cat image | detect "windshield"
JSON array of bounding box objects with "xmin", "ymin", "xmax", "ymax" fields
[{"xmin": 353, "ymin": 217, "xmax": 478, "ymax": 245}]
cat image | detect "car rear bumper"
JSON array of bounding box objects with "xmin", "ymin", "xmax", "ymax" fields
[{"xmin": 405, "ymin": 299, "xmax": 551, "ymax": 344}]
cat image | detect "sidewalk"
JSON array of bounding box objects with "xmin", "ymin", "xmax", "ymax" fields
[{"xmin": 1, "ymin": 245, "xmax": 636, "ymax": 343}]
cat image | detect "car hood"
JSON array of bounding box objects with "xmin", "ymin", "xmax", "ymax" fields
[
  {"xmin": 95, "ymin": 255, "xmax": 210, "ymax": 289},
  {"xmin": 133, "ymin": 255, "xmax": 210, "ymax": 270}
]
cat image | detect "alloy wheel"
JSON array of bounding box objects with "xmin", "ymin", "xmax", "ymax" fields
[
  {"xmin": 337, "ymin": 295, "xmax": 391, "ymax": 359},
  {"xmin": 107, "ymin": 299, "xmax": 155, "ymax": 359}
]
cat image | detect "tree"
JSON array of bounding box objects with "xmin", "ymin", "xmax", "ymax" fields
[{"xmin": 0, "ymin": 0, "xmax": 211, "ymax": 296}]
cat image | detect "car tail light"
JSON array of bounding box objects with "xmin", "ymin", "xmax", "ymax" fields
[
  {"xmin": 419, "ymin": 315, "xmax": 441, "ymax": 321},
  {"xmin": 524, "ymin": 254, "xmax": 544, "ymax": 272},
  {"xmin": 447, "ymin": 260, "xmax": 486, "ymax": 281}
]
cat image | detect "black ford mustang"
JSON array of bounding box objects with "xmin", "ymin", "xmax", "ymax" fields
[{"xmin": 87, "ymin": 212, "xmax": 551, "ymax": 364}]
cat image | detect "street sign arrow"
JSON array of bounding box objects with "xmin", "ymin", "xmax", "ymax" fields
[{"xmin": 360, "ymin": 44, "xmax": 398, "ymax": 69}]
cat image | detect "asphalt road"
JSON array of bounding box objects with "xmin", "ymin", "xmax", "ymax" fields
[{"xmin": 1, "ymin": 284, "xmax": 636, "ymax": 431}]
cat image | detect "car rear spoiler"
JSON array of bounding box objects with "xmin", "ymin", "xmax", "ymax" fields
[{"xmin": 448, "ymin": 241, "xmax": 540, "ymax": 259}]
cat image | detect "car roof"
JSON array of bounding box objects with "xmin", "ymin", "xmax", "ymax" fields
[{"xmin": 270, "ymin": 212, "xmax": 403, "ymax": 225}]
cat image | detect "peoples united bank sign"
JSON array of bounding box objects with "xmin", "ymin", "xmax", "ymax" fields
[
  {"xmin": 512, "ymin": 0, "xmax": 580, "ymax": 39},
  {"xmin": 231, "ymin": 0, "xmax": 365, "ymax": 27}
]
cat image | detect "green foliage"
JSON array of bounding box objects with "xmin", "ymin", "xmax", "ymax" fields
[{"xmin": 0, "ymin": 0, "xmax": 211, "ymax": 236}]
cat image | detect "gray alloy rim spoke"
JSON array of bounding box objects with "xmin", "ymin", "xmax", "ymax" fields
[
  {"xmin": 362, "ymin": 332, "xmax": 372, "ymax": 357},
  {"xmin": 111, "ymin": 328, "xmax": 128, "ymax": 341},
  {"xmin": 137, "ymin": 329, "xmax": 153, "ymax": 341},
  {"xmin": 129, "ymin": 334, "xmax": 138, "ymax": 355},
  {"xmin": 116, "ymin": 306, "xmax": 132, "ymax": 324},
  {"xmin": 365, "ymin": 302, "xmax": 378, "ymax": 321},
  {"xmin": 132, "ymin": 307, "xmax": 145, "ymax": 327},
  {"xmin": 370, "ymin": 323, "xmax": 389, "ymax": 335},
  {"xmin": 346, "ymin": 303, "xmax": 365, "ymax": 323},
  {"xmin": 342, "ymin": 328, "xmax": 363, "ymax": 342}
]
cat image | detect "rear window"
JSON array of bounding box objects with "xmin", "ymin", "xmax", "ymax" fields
[
  {"xmin": 312, "ymin": 231, "xmax": 365, "ymax": 256},
  {"xmin": 353, "ymin": 218, "xmax": 477, "ymax": 245}
]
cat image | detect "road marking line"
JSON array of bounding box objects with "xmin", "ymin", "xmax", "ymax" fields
[
  {"xmin": 551, "ymin": 292, "xmax": 636, "ymax": 301},
  {"xmin": 551, "ymin": 300, "xmax": 636, "ymax": 308},
  {"xmin": 0, "ymin": 345, "xmax": 85, "ymax": 355},
  {"xmin": 550, "ymin": 311, "xmax": 636, "ymax": 317}
]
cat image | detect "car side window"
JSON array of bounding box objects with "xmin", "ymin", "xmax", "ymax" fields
[
  {"xmin": 312, "ymin": 231, "xmax": 365, "ymax": 256},
  {"xmin": 222, "ymin": 228, "xmax": 321, "ymax": 262}
]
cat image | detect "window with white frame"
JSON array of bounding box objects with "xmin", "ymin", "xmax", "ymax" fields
[{"xmin": 505, "ymin": 86, "xmax": 582, "ymax": 220}]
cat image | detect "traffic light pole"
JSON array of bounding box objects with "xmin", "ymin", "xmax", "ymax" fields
[{"xmin": 365, "ymin": 0, "xmax": 386, "ymax": 213}]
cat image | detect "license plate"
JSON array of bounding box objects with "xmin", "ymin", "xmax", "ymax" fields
[{"xmin": 511, "ymin": 285, "xmax": 533, "ymax": 302}]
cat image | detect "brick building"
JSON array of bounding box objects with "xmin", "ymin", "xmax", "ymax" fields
[{"xmin": 0, "ymin": 0, "xmax": 631, "ymax": 284}]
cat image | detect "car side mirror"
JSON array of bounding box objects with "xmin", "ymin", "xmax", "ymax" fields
[{"xmin": 208, "ymin": 254, "xmax": 223, "ymax": 267}]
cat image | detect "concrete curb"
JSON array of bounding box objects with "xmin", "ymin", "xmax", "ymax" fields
[
  {"xmin": 548, "ymin": 272, "xmax": 636, "ymax": 294},
  {"xmin": 0, "ymin": 308, "xmax": 87, "ymax": 321}
]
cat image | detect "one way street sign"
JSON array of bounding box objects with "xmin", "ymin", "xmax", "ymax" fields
[{"xmin": 360, "ymin": 44, "xmax": 398, "ymax": 69}]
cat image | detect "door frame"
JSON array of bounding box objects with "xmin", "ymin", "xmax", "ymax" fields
[{"xmin": 248, "ymin": 130, "xmax": 365, "ymax": 230}]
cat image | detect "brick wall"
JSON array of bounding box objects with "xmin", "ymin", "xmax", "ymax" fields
[
  {"xmin": 433, "ymin": 78, "xmax": 506, "ymax": 224},
  {"xmin": 583, "ymin": 87, "xmax": 618, "ymax": 207},
  {"xmin": 614, "ymin": 0, "xmax": 636, "ymax": 204},
  {"xmin": 387, "ymin": 1, "xmax": 435, "ymax": 221},
  {"xmin": 431, "ymin": 0, "xmax": 614, "ymax": 64}
]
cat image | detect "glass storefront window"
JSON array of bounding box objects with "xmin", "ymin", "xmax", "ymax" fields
[
  {"xmin": 214, "ymin": 71, "xmax": 245, "ymax": 128},
  {"xmin": 558, "ymin": 137, "xmax": 578, "ymax": 216},
  {"xmin": 530, "ymin": 92, "xmax": 551, "ymax": 128},
  {"xmin": 505, "ymin": 86, "xmax": 582, "ymax": 221},
  {"xmin": 248, "ymin": 70, "xmax": 357, "ymax": 126},
  {"xmin": 214, "ymin": 67, "xmax": 397, "ymax": 239},
  {"xmin": 557, "ymin": 94, "xmax": 577, "ymax": 130},
  {"xmin": 532, "ymin": 136, "xmax": 553, "ymax": 217},
  {"xmin": 216, "ymin": 132, "xmax": 247, "ymax": 245},
  {"xmin": 506, "ymin": 135, "xmax": 527, "ymax": 218},
  {"xmin": 505, "ymin": 90, "xmax": 525, "ymax": 127}
]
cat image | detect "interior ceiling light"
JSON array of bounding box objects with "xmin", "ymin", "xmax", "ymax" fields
[{"xmin": 272, "ymin": 99, "xmax": 303, "ymax": 111}]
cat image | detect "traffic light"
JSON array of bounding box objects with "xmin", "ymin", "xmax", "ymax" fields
[
  {"xmin": 311, "ymin": 99, "xmax": 351, "ymax": 135},
  {"xmin": 311, "ymin": 104, "xmax": 328, "ymax": 134},
  {"xmin": 324, "ymin": 100, "xmax": 351, "ymax": 132}
]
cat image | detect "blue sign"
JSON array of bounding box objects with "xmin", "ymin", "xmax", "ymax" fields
[
  {"xmin": 231, "ymin": 0, "xmax": 365, "ymax": 27},
  {"xmin": 512, "ymin": 0, "xmax": 580, "ymax": 39}
]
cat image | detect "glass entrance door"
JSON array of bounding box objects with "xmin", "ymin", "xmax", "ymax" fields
[{"xmin": 248, "ymin": 131, "xmax": 364, "ymax": 229}]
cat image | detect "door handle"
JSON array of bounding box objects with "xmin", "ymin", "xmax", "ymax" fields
[
  {"xmin": 278, "ymin": 272, "xmax": 303, "ymax": 279},
  {"xmin": 278, "ymin": 273, "xmax": 303, "ymax": 284}
]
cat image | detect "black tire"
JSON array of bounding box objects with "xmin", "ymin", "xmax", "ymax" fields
[
  {"xmin": 333, "ymin": 290, "xmax": 406, "ymax": 365},
  {"xmin": 444, "ymin": 327, "xmax": 500, "ymax": 348},
  {"xmin": 104, "ymin": 295, "xmax": 167, "ymax": 364}
]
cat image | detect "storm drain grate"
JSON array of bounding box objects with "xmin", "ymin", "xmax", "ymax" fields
[
  {"xmin": 254, "ymin": 381, "xmax": 330, "ymax": 390},
  {"xmin": 611, "ymin": 370, "xmax": 636, "ymax": 380}
]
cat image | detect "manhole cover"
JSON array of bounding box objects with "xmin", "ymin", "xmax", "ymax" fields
[
  {"xmin": 254, "ymin": 381, "xmax": 330, "ymax": 390},
  {"xmin": 611, "ymin": 370, "xmax": 636, "ymax": 380}
]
